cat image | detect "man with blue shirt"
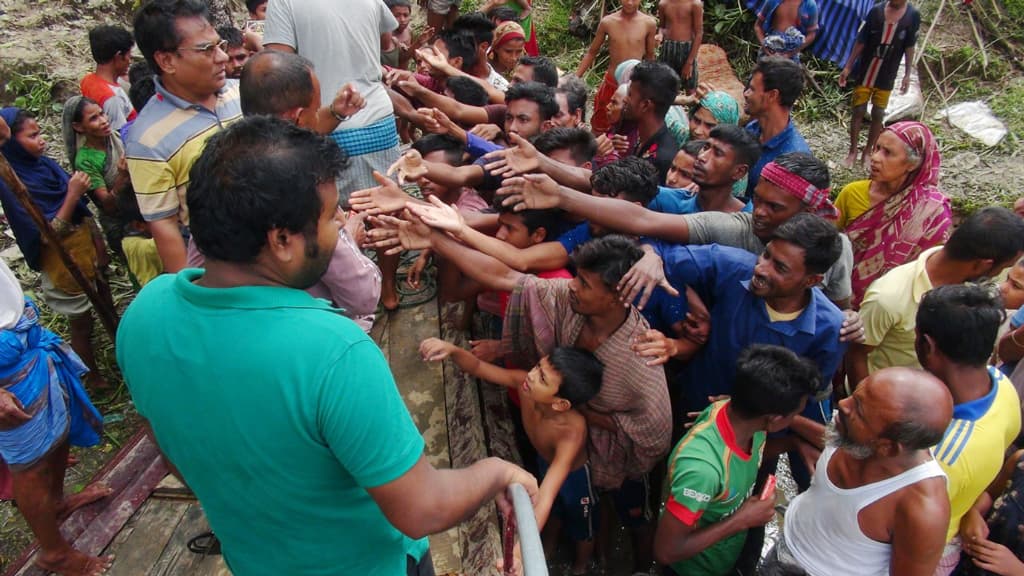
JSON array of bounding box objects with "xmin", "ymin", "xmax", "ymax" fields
[
  {"xmin": 743, "ymin": 57, "xmax": 810, "ymax": 198},
  {"xmin": 117, "ymin": 117, "xmax": 536, "ymax": 576}
]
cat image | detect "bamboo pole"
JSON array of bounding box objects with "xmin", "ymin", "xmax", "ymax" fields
[{"xmin": 0, "ymin": 154, "xmax": 119, "ymax": 338}]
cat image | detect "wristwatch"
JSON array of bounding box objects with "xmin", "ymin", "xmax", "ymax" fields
[{"xmin": 331, "ymin": 108, "xmax": 349, "ymax": 123}]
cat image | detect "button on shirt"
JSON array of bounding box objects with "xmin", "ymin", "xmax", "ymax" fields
[{"xmin": 656, "ymin": 243, "xmax": 847, "ymax": 418}]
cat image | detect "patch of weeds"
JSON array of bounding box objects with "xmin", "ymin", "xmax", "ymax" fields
[
  {"xmin": 5, "ymin": 71, "xmax": 61, "ymax": 117},
  {"xmin": 989, "ymin": 78, "xmax": 1024, "ymax": 140}
]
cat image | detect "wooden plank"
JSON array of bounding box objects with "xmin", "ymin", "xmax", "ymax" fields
[
  {"xmin": 188, "ymin": 554, "xmax": 231, "ymax": 576},
  {"xmin": 148, "ymin": 503, "xmax": 211, "ymax": 576},
  {"xmin": 438, "ymin": 301, "xmax": 501, "ymax": 576},
  {"xmin": 104, "ymin": 500, "xmax": 188, "ymax": 576}
]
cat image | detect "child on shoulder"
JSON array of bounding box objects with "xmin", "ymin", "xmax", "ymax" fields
[{"xmin": 420, "ymin": 338, "xmax": 604, "ymax": 575}]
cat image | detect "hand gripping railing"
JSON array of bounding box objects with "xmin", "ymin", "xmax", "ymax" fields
[{"xmin": 503, "ymin": 483, "xmax": 548, "ymax": 576}]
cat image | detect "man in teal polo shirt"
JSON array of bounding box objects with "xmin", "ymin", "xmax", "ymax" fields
[{"xmin": 116, "ymin": 116, "xmax": 536, "ymax": 576}]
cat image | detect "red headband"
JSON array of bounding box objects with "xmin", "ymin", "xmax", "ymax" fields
[{"xmin": 761, "ymin": 161, "xmax": 838, "ymax": 220}]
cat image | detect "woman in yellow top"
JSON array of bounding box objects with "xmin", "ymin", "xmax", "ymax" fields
[{"xmin": 834, "ymin": 121, "xmax": 952, "ymax": 307}]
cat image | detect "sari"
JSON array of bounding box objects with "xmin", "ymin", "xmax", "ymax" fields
[
  {"xmin": 502, "ymin": 276, "xmax": 672, "ymax": 489},
  {"xmin": 693, "ymin": 91, "xmax": 747, "ymax": 198},
  {"xmin": 62, "ymin": 95, "xmax": 126, "ymax": 192},
  {"xmin": 845, "ymin": 121, "xmax": 952, "ymax": 307}
]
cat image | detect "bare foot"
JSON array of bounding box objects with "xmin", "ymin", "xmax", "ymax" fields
[
  {"xmin": 36, "ymin": 549, "xmax": 114, "ymax": 576},
  {"xmin": 380, "ymin": 289, "xmax": 400, "ymax": 311},
  {"xmin": 58, "ymin": 482, "xmax": 113, "ymax": 520},
  {"xmin": 842, "ymin": 150, "xmax": 858, "ymax": 169}
]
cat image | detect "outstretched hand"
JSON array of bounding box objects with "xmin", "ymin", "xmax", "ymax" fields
[
  {"xmin": 483, "ymin": 133, "xmax": 541, "ymax": 177},
  {"xmin": 495, "ymin": 173, "xmax": 562, "ymax": 212},
  {"xmin": 386, "ymin": 150, "xmax": 429, "ymax": 185},
  {"xmin": 365, "ymin": 209, "xmax": 433, "ymax": 254},
  {"xmin": 330, "ymin": 83, "xmax": 366, "ymax": 120},
  {"xmin": 419, "ymin": 337, "xmax": 456, "ymax": 362},
  {"xmin": 350, "ymin": 171, "xmax": 411, "ymax": 215},
  {"xmin": 407, "ymin": 195, "xmax": 466, "ymax": 235},
  {"xmin": 616, "ymin": 248, "xmax": 678, "ymax": 309},
  {"xmin": 631, "ymin": 329, "xmax": 677, "ymax": 366}
]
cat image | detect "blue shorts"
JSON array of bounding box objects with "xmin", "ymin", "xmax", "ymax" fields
[
  {"xmin": 537, "ymin": 456, "xmax": 597, "ymax": 542},
  {"xmin": 608, "ymin": 474, "xmax": 653, "ymax": 528}
]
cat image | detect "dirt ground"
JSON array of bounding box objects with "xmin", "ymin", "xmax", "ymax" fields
[{"xmin": 2, "ymin": 0, "xmax": 1023, "ymax": 571}]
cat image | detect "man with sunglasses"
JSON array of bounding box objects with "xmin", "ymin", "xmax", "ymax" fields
[{"xmin": 125, "ymin": 0, "xmax": 242, "ymax": 274}]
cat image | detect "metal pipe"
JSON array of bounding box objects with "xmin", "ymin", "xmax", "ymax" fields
[{"xmin": 509, "ymin": 483, "xmax": 548, "ymax": 576}]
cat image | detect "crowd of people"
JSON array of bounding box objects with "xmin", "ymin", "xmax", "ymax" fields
[{"xmin": 2, "ymin": 0, "xmax": 1024, "ymax": 575}]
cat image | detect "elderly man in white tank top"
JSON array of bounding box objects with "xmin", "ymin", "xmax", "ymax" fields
[{"xmin": 771, "ymin": 367, "xmax": 954, "ymax": 576}]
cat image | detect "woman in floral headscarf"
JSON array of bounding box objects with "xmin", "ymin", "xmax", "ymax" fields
[
  {"xmin": 482, "ymin": 0, "xmax": 538, "ymax": 56},
  {"xmin": 488, "ymin": 20, "xmax": 527, "ymax": 77},
  {"xmin": 835, "ymin": 121, "xmax": 953, "ymax": 307}
]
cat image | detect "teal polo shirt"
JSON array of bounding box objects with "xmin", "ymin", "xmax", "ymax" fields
[{"xmin": 117, "ymin": 269, "xmax": 425, "ymax": 575}]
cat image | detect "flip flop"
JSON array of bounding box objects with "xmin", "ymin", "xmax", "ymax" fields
[{"xmin": 186, "ymin": 531, "xmax": 221, "ymax": 555}]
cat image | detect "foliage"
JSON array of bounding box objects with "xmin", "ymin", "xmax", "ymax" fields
[{"xmin": 5, "ymin": 71, "xmax": 61, "ymax": 117}]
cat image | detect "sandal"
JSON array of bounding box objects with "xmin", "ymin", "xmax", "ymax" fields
[{"xmin": 186, "ymin": 531, "xmax": 221, "ymax": 555}]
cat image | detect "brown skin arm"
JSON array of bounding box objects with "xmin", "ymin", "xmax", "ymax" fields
[
  {"xmin": 558, "ymin": 189, "xmax": 692, "ymax": 243},
  {"xmin": 889, "ymin": 480, "xmax": 950, "ymax": 576},
  {"xmin": 402, "ymin": 82, "xmax": 490, "ymax": 126},
  {"xmin": 576, "ymin": 18, "xmax": 609, "ymax": 76},
  {"xmin": 367, "ymin": 454, "xmax": 534, "ymax": 539},
  {"xmin": 423, "ymin": 160, "xmax": 486, "ymax": 189},
  {"xmin": 442, "ymin": 345, "xmax": 528, "ymax": 389},
  {"xmin": 149, "ymin": 216, "xmax": 188, "ymax": 273},
  {"xmin": 579, "ymin": 406, "xmax": 618, "ymax": 431},
  {"xmin": 430, "ymin": 230, "xmax": 524, "ymax": 293},
  {"xmin": 789, "ymin": 414, "xmax": 826, "ymax": 450},
  {"xmin": 644, "ymin": 17, "xmax": 658, "ymax": 60},
  {"xmin": 997, "ymin": 325, "xmax": 1024, "ymax": 363},
  {"xmin": 686, "ymin": 3, "xmax": 704, "ymax": 73},
  {"xmin": 457, "ymin": 225, "xmax": 570, "ymax": 273},
  {"xmin": 845, "ymin": 342, "xmax": 874, "ymax": 392},
  {"xmin": 534, "ymin": 432, "xmax": 586, "ymax": 530},
  {"xmin": 654, "ymin": 495, "xmax": 775, "ymax": 565}
]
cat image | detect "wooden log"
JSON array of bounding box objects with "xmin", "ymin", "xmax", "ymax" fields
[{"xmin": 0, "ymin": 154, "xmax": 119, "ymax": 338}]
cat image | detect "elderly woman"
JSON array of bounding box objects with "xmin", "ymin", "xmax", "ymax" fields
[{"xmin": 835, "ymin": 121, "xmax": 952, "ymax": 306}]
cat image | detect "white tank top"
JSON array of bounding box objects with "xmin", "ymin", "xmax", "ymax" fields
[{"xmin": 783, "ymin": 446, "xmax": 947, "ymax": 576}]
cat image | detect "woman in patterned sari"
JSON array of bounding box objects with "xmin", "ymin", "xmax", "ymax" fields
[{"xmin": 834, "ymin": 121, "xmax": 952, "ymax": 307}]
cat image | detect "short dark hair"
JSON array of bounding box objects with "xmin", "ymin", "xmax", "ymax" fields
[
  {"xmin": 453, "ymin": 12, "xmax": 495, "ymax": 46},
  {"xmin": 557, "ymin": 75, "xmax": 589, "ymax": 122},
  {"xmin": 245, "ymin": 0, "xmax": 268, "ymax": 13},
  {"xmin": 116, "ymin": 185, "xmax": 145, "ymax": 223},
  {"xmin": 487, "ymin": 6, "xmax": 519, "ymax": 22},
  {"xmin": 384, "ymin": 0, "xmax": 412, "ymax": 8},
  {"xmin": 217, "ymin": 25, "xmax": 244, "ymax": 49},
  {"xmin": 771, "ymin": 213, "xmax": 842, "ymax": 275},
  {"xmin": 133, "ymin": 0, "xmax": 212, "ymax": 75},
  {"xmin": 917, "ymin": 284, "xmax": 1005, "ymax": 366},
  {"xmin": 240, "ymin": 51, "xmax": 315, "ymax": 117},
  {"xmin": 771, "ymin": 152, "xmax": 830, "ymax": 190},
  {"xmin": 945, "ymin": 207, "xmax": 1024, "ymax": 264},
  {"xmin": 129, "ymin": 74, "xmax": 157, "ymax": 111},
  {"xmin": 547, "ymin": 347, "xmax": 604, "ymax": 407},
  {"xmin": 128, "ymin": 60, "xmax": 153, "ymax": 85},
  {"xmin": 446, "ymin": 76, "xmax": 489, "ymax": 107},
  {"xmin": 681, "ymin": 138, "xmax": 706, "ymax": 157},
  {"xmin": 590, "ymin": 156, "xmax": 659, "ymax": 206},
  {"xmin": 730, "ymin": 345, "xmax": 820, "ymax": 419},
  {"xmin": 187, "ymin": 116, "xmax": 348, "ymax": 263},
  {"xmin": 533, "ymin": 127, "xmax": 597, "ymax": 166},
  {"xmin": 411, "ymin": 134, "xmax": 464, "ymax": 166},
  {"xmin": 519, "ymin": 56, "xmax": 558, "ymax": 87},
  {"xmin": 709, "ymin": 124, "xmax": 761, "ymax": 170},
  {"xmin": 88, "ymin": 25, "xmax": 135, "ymax": 64},
  {"xmin": 629, "ymin": 61, "xmax": 680, "ymax": 117},
  {"xmin": 437, "ymin": 29, "xmax": 478, "ymax": 72},
  {"xmin": 570, "ymin": 235, "xmax": 645, "ymax": 290},
  {"xmin": 494, "ymin": 198, "xmax": 563, "ymax": 238},
  {"xmin": 505, "ymin": 81, "xmax": 559, "ymax": 121},
  {"xmin": 753, "ymin": 57, "xmax": 805, "ymax": 108}
]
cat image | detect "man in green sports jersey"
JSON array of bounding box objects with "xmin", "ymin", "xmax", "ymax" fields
[{"xmin": 654, "ymin": 344, "xmax": 820, "ymax": 575}]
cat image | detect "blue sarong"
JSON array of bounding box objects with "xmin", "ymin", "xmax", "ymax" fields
[{"xmin": 0, "ymin": 298, "xmax": 102, "ymax": 469}]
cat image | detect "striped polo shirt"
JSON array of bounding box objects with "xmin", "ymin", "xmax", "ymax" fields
[{"xmin": 125, "ymin": 78, "xmax": 242, "ymax": 226}]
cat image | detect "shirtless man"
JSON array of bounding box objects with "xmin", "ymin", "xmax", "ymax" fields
[
  {"xmin": 576, "ymin": 0, "xmax": 657, "ymax": 135},
  {"xmin": 776, "ymin": 367, "xmax": 954, "ymax": 576},
  {"xmin": 658, "ymin": 0, "xmax": 703, "ymax": 93}
]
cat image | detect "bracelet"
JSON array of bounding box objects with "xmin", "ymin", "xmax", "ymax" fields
[{"xmin": 331, "ymin": 108, "xmax": 349, "ymax": 123}]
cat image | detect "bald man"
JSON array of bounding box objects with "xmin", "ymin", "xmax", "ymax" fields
[{"xmin": 774, "ymin": 367, "xmax": 953, "ymax": 576}]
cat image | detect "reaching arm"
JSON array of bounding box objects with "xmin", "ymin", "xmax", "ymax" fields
[
  {"xmin": 534, "ymin": 435, "xmax": 586, "ymax": 530},
  {"xmin": 398, "ymin": 80, "xmax": 491, "ymax": 126},
  {"xmin": 654, "ymin": 495, "xmax": 775, "ymax": 565},
  {"xmin": 576, "ymin": 20, "xmax": 608, "ymax": 77},
  {"xmin": 430, "ymin": 230, "xmax": 525, "ymax": 293},
  {"xmin": 420, "ymin": 338, "xmax": 527, "ymax": 388},
  {"xmin": 497, "ymin": 174, "xmax": 692, "ymax": 242}
]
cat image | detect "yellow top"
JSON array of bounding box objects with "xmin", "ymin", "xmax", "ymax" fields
[{"xmin": 833, "ymin": 180, "xmax": 872, "ymax": 230}]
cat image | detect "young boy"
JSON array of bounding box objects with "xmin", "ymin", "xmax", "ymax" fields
[
  {"xmin": 80, "ymin": 25, "xmax": 136, "ymax": 132},
  {"xmin": 576, "ymin": 0, "xmax": 657, "ymax": 135},
  {"xmin": 244, "ymin": 0, "xmax": 268, "ymax": 36},
  {"xmin": 658, "ymin": 0, "xmax": 704, "ymax": 93},
  {"xmin": 419, "ymin": 339, "xmax": 604, "ymax": 576},
  {"xmin": 382, "ymin": 0, "xmax": 431, "ymax": 70},
  {"xmin": 839, "ymin": 0, "xmax": 920, "ymax": 169}
]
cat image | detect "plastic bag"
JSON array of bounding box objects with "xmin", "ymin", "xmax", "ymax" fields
[{"xmin": 936, "ymin": 101, "xmax": 1008, "ymax": 147}]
